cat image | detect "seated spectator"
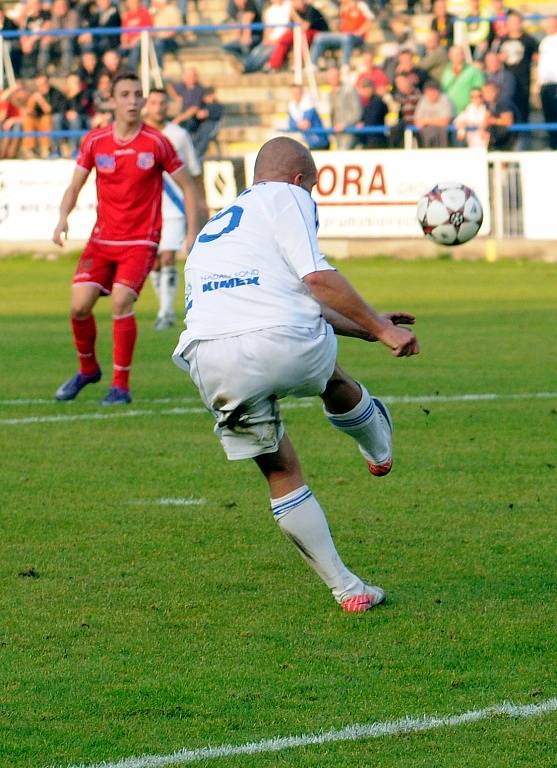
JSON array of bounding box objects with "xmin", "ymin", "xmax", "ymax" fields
[
  {"xmin": 482, "ymin": 80, "xmax": 513, "ymax": 149},
  {"xmin": 52, "ymin": 73, "xmax": 92, "ymax": 156},
  {"xmin": 386, "ymin": 47, "xmax": 427, "ymax": 90},
  {"xmin": 168, "ymin": 66, "xmax": 205, "ymax": 131},
  {"xmin": 287, "ymin": 83, "xmax": 329, "ymax": 149},
  {"xmin": 152, "ymin": 0, "xmax": 183, "ymax": 62},
  {"xmin": 0, "ymin": 82, "xmax": 27, "ymax": 158},
  {"xmin": 355, "ymin": 78, "xmax": 388, "ymax": 148},
  {"xmin": 189, "ymin": 86, "xmax": 224, "ymax": 158},
  {"xmin": 240, "ymin": 0, "xmax": 291, "ymax": 74},
  {"xmin": 414, "ymin": 79, "xmax": 452, "ymax": 147},
  {"xmin": 78, "ymin": 50, "xmax": 102, "ymax": 93},
  {"xmin": 0, "ymin": 4, "xmax": 22, "ymax": 77},
  {"xmin": 100, "ymin": 49, "xmax": 123, "ymax": 79},
  {"xmin": 310, "ymin": 0, "xmax": 374, "ymax": 70},
  {"xmin": 382, "ymin": 14, "xmax": 417, "ymax": 59},
  {"xmin": 430, "ymin": 0, "xmax": 455, "ymax": 48},
  {"xmin": 325, "ymin": 65, "xmax": 361, "ymax": 149},
  {"xmin": 354, "ymin": 51, "xmax": 390, "ymax": 96},
  {"xmin": 464, "ymin": 0, "xmax": 491, "ymax": 61},
  {"xmin": 37, "ymin": 0, "xmax": 79, "ymax": 76},
  {"xmin": 453, "ymin": 86, "xmax": 489, "ymax": 147},
  {"xmin": 440, "ymin": 44, "xmax": 484, "ymax": 115},
  {"xmin": 483, "ymin": 50, "xmax": 516, "ymax": 107},
  {"xmin": 78, "ymin": 0, "xmax": 121, "ymax": 57},
  {"xmin": 420, "ymin": 30, "xmax": 448, "ymax": 83},
  {"xmin": 22, "ymin": 74, "xmax": 65, "ymax": 158},
  {"xmin": 267, "ymin": 0, "xmax": 328, "ymax": 72},
  {"xmin": 223, "ymin": 0, "xmax": 263, "ymax": 63},
  {"xmin": 18, "ymin": 0, "xmax": 50, "ymax": 77},
  {"xmin": 90, "ymin": 72, "xmax": 114, "ymax": 126},
  {"xmin": 489, "ymin": 0, "xmax": 508, "ymax": 45},
  {"xmin": 121, "ymin": 0, "xmax": 153, "ymax": 71},
  {"xmin": 390, "ymin": 73, "xmax": 421, "ymax": 146}
]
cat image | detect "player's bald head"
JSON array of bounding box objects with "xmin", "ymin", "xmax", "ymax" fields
[{"xmin": 253, "ymin": 137, "xmax": 317, "ymax": 189}]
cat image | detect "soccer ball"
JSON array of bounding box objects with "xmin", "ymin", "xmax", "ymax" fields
[{"xmin": 417, "ymin": 182, "xmax": 483, "ymax": 246}]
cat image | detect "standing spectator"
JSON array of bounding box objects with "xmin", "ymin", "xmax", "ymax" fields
[
  {"xmin": 0, "ymin": 82, "xmax": 27, "ymax": 158},
  {"xmin": 121, "ymin": 0, "xmax": 153, "ymax": 71},
  {"xmin": 152, "ymin": 0, "xmax": 183, "ymax": 62},
  {"xmin": 492, "ymin": 9, "xmax": 537, "ymax": 125},
  {"xmin": 241, "ymin": 0, "xmax": 291, "ymax": 74},
  {"xmin": 310, "ymin": 0, "xmax": 374, "ymax": 70},
  {"xmin": 538, "ymin": 16, "xmax": 557, "ymax": 150},
  {"xmin": 90, "ymin": 72, "xmax": 114, "ymax": 126},
  {"xmin": 100, "ymin": 49, "xmax": 123, "ymax": 80},
  {"xmin": 430, "ymin": 0, "xmax": 455, "ymax": 49},
  {"xmin": 453, "ymin": 86, "xmax": 488, "ymax": 147},
  {"xmin": 440, "ymin": 44, "xmax": 484, "ymax": 114},
  {"xmin": 489, "ymin": 0, "xmax": 508, "ymax": 45},
  {"xmin": 53, "ymin": 73, "xmax": 92, "ymax": 156},
  {"xmin": 189, "ymin": 86, "xmax": 223, "ymax": 158},
  {"xmin": 325, "ymin": 66, "xmax": 361, "ymax": 149},
  {"xmin": 391, "ymin": 73, "xmax": 421, "ymax": 146},
  {"xmin": 0, "ymin": 3, "xmax": 22, "ymax": 76},
  {"xmin": 267, "ymin": 0, "xmax": 328, "ymax": 72},
  {"xmin": 78, "ymin": 0, "xmax": 121, "ymax": 57},
  {"xmin": 78, "ymin": 50, "xmax": 102, "ymax": 93},
  {"xmin": 356, "ymin": 78, "xmax": 388, "ymax": 148},
  {"xmin": 168, "ymin": 66, "xmax": 205, "ymax": 131},
  {"xmin": 463, "ymin": 0, "xmax": 491, "ymax": 61},
  {"xmin": 420, "ymin": 31, "xmax": 448, "ymax": 83},
  {"xmin": 22, "ymin": 74, "xmax": 66, "ymax": 158},
  {"xmin": 37, "ymin": 0, "xmax": 79, "ymax": 76},
  {"xmin": 354, "ymin": 50, "xmax": 390, "ymax": 95},
  {"xmin": 18, "ymin": 0, "xmax": 50, "ymax": 77},
  {"xmin": 482, "ymin": 80, "xmax": 513, "ymax": 149},
  {"xmin": 483, "ymin": 50, "xmax": 516, "ymax": 106},
  {"xmin": 222, "ymin": 0, "xmax": 263, "ymax": 63},
  {"xmin": 414, "ymin": 79, "xmax": 453, "ymax": 147},
  {"xmin": 287, "ymin": 84, "xmax": 329, "ymax": 149}
]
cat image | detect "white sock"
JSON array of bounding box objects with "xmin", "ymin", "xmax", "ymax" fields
[
  {"xmin": 271, "ymin": 485, "xmax": 363, "ymax": 603},
  {"xmin": 159, "ymin": 265, "xmax": 178, "ymax": 319},
  {"xmin": 150, "ymin": 269, "xmax": 161, "ymax": 298},
  {"xmin": 324, "ymin": 384, "xmax": 392, "ymax": 464}
]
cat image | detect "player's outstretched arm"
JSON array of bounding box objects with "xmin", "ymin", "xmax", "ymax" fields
[
  {"xmin": 171, "ymin": 166, "xmax": 201, "ymax": 251},
  {"xmin": 52, "ymin": 166, "xmax": 90, "ymax": 246},
  {"xmin": 304, "ymin": 269, "xmax": 419, "ymax": 357}
]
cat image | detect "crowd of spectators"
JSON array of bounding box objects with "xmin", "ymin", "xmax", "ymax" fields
[{"xmin": 1, "ymin": 0, "xmax": 557, "ymax": 156}]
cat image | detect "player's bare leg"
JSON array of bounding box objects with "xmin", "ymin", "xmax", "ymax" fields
[
  {"xmin": 55, "ymin": 284, "xmax": 102, "ymax": 401},
  {"xmin": 254, "ymin": 434, "xmax": 385, "ymax": 612},
  {"xmin": 102, "ymin": 284, "xmax": 137, "ymax": 405},
  {"xmin": 154, "ymin": 250, "xmax": 178, "ymax": 330},
  {"xmin": 321, "ymin": 364, "xmax": 393, "ymax": 477}
]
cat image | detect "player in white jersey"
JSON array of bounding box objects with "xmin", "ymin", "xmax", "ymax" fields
[
  {"xmin": 145, "ymin": 89, "xmax": 208, "ymax": 330},
  {"xmin": 173, "ymin": 137, "xmax": 420, "ymax": 613}
]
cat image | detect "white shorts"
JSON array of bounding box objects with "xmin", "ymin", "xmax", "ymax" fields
[
  {"xmin": 176, "ymin": 321, "xmax": 337, "ymax": 460},
  {"xmin": 159, "ymin": 217, "xmax": 185, "ymax": 253}
]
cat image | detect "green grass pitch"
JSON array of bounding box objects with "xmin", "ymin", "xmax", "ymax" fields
[{"xmin": 0, "ymin": 254, "xmax": 556, "ymax": 768}]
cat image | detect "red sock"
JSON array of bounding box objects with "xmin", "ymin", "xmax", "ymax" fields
[
  {"xmin": 112, "ymin": 313, "xmax": 137, "ymax": 390},
  {"xmin": 71, "ymin": 315, "xmax": 99, "ymax": 376}
]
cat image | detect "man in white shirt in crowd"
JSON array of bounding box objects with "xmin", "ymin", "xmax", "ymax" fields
[
  {"xmin": 145, "ymin": 89, "xmax": 208, "ymax": 329},
  {"xmin": 538, "ymin": 15, "xmax": 557, "ymax": 150},
  {"xmin": 172, "ymin": 137, "xmax": 419, "ymax": 613}
]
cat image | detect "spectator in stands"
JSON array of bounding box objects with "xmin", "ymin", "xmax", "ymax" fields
[
  {"xmin": 152, "ymin": 0, "xmax": 183, "ymax": 62},
  {"xmin": 354, "ymin": 50, "xmax": 389, "ymax": 95},
  {"xmin": 453, "ymin": 86, "xmax": 488, "ymax": 147},
  {"xmin": 287, "ymin": 83, "xmax": 329, "ymax": 149},
  {"xmin": 482, "ymin": 79, "xmax": 513, "ymax": 149},
  {"xmin": 355, "ymin": 78, "xmax": 388, "ymax": 148},
  {"xmin": 18, "ymin": 0, "xmax": 50, "ymax": 77},
  {"xmin": 100, "ymin": 49, "xmax": 123, "ymax": 79},
  {"xmin": 267, "ymin": 0, "xmax": 328, "ymax": 71},
  {"xmin": 430, "ymin": 0, "xmax": 455, "ymax": 49},
  {"xmin": 52, "ymin": 73, "xmax": 92, "ymax": 156},
  {"xmin": 492, "ymin": 9, "xmax": 538, "ymax": 127},
  {"xmin": 22, "ymin": 74, "xmax": 65, "ymax": 158},
  {"xmin": 310, "ymin": 0, "xmax": 374, "ymax": 70},
  {"xmin": 489, "ymin": 0, "xmax": 508, "ymax": 45},
  {"xmin": 223, "ymin": 0, "xmax": 263, "ymax": 64},
  {"xmin": 168, "ymin": 66, "xmax": 205, "ymax": 132},
  {"xmin": 121, "ymin": 0, "xmax": 153, "ymax": 70},
  {"xmin": 78, "ymin": 50, "xmax": 102, "ymax": 91},
  {"xmin": 391, "ymin": 72, "xmax": 421, "ymax": 146},
  {"xmin": 387, "ymin": 48, "xmax": 426, "ymax": 90},
  {"xmin": 240, "ymin": 0, "xmax": 291, "ymax": 74},
  {"xmin": 90, "ymin": 71, "xmax": 114, "ymax": 126},
  {"xmin": 37, "ymin": 0, "xmax": 79, "ymax": 76},
  {"xmin": 78, "ymin": 0, "xmax": 121, "ymax": 58},
  {"xmin": 325, "ymin": 66, "xmax": 361, "ymax": 149},
  {"xmin": 189, "ymin": 86, "xmax": 223, "ymax": 158},
  {"xmin": 414, "ymin": 79, "xmax": 452, "ymax": 147},
  {"xmin": 538, "ymin": 15, "xmax": 557, "ymax": 150},
  {"xmin": 0, "ymin": 3, "xmax": 22, "ymax": 76},
  {"xmin": 420, "ymin": 30, "xmax": 448, "ymax": 83},
  {"xmin": 383, "ymin": 14, "xmax": 417, "ymax": 56},
  {"xmin": 0, "ymin": 82, "xmax": 27, "ymax": 158},
  {"xmin": 483, "ymin": 50, "xmax": 516, "ymax": 106},
  {"xmin": 440, "ymin": 44, "xmax": 484, "ymax": 114},
  {"xmin": 463, "ymin": 0, "xmax": 491, "ymax": 61}
]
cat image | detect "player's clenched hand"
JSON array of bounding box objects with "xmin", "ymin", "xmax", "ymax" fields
[
  {"xmin": 52, "ymin": 220, "xmax": 68, "ymax": 247},
  {"xmin": 379, "ymin": 323, "xmax": 420, "ymax": 357}
]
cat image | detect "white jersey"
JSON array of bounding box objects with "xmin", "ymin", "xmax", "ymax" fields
[
  {"xmin": 162, "ymin": 122, "xmax": 202, "ymax": 221},
  {"xmin": 174, "ymin": 181, "xmax": 334, "ymax": 348}
]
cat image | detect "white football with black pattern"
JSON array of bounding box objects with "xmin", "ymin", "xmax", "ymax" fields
[{"xmin": 417, "ymin": 182, "xmax": 483, "ymax": 246}]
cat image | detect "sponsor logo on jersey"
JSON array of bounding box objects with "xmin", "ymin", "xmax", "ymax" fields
[
  {"xmin": 137, "ymin": 152, "xmax": 155, "ymax": 170},
  {"xmin": 202, "ymin": 276, "xmax": 260, "ymax": 293},
  {"xmin": 95, "ymin": 154, "xmax": 115, "ymax": 172}
]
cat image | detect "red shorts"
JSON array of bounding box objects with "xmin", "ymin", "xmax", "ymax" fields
[{"xmin": 73, "ymin": 241, "xmax": 158, "ymax": 297}]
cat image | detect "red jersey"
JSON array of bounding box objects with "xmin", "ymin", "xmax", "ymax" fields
[{"xmin": 77, "ymin": 123, "xmax": 184, "ymax": 245}]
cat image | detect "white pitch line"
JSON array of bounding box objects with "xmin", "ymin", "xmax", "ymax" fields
[
  {"xmin": 130, "ymin": 498, "xmax": 207, "ymax": 507},
  {"xmin": 60, "ymin": 696, "xmax": 557, "ymax": 768}
]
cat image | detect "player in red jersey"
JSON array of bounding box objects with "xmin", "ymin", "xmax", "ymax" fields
[{"xmin": 52, "ymin": 72, "xmax": 200, "ymax": 405}]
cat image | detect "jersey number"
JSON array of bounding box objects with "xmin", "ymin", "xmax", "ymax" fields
[{"xmin": 198, "ymin": 205, "xmax": 244, "ymax": 243}]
